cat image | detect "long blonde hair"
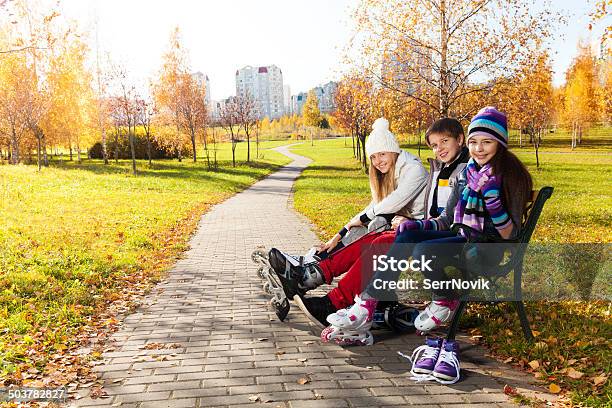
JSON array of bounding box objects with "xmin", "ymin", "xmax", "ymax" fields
[{"xmin": 368, "ymin": 153, "xmax": 399, "ymax": 203}]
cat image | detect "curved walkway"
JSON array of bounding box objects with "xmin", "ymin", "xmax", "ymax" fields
[{"xmin": 74, "ymin": 145, "xmax": 551, "ymax": 408}]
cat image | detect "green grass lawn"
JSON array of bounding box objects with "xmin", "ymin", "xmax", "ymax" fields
[
  {"xmin": 0, "ymin": 141, "xmax": 291, "ymax": 381},
  {"xmin": 290, "ymin": 137, "xmax": 611, "ymax": 406}
]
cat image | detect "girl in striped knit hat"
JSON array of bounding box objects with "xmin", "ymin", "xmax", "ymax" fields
[{"xmin": 327, "ymin": 107, "xmax": 533, "ymax": 384}]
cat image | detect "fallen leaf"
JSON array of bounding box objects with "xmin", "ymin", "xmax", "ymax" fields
[
  {"xmin": 248, "ymin": 394, "xmax": 261, "ymax": 402},
  {"xmin": 297, "ymin": 377, "xmax": 310, "ymax": 385},
  {"xmin": 257, "ymin": 338, "xmax": 268, "ymax": 342},
  {"xmin": 503, "ymin": 357, "xmax": 513, "ymax": 364},
  {"xmin": 314, "ymin": 392, "xmax": 323, "ymax": 399},
  {"xmin": 549, "ymin": 383, "xmax": 561, "ymax": 394},
  {"xmin": 297, "ymin": 358, "xmax": 307, "ymax": 363},
  {"xmin": 275, "ymin": 351, "xmax": 285, "ymax": 356},
  {"xmin": 503, "ymin": 384, "xmax": 518, "ymax": 396},
  {"xmin": 90, "ymin": 387, "xmax": 108, "ymax": 399},
  {"xmin": 111, "ymin": 378, "xmax": 124, "ymax": 383},
  {"xmin": 303, "ymin": 341, "xmax": 314, "ymax": 345},
  {"xmin": 567, "ymin": 359, "xmax": 577, "ymax": 365},
  {"xmin": 567, "ymin": 368, "xmax": 584, "ymax": 379},
  {"xmin": 528, "ymin": 360, "xmax": 540, "ymax": 370},
  {"xmin": 593, "ymin": 376, "xmax": 607, "ymax": 386},
  {"xmin": 532, "ymin": 331, "xmax": 541, "ymax": 337},
  {"xmin": 112, "ymin": 402, "xmax": 122, "ymax": 407}
]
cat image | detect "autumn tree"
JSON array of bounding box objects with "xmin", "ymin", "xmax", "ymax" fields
[
  {"xmin": 502, "ymin": 50, "xmax": 554, "ymax": 167},
  {"xmin": 235, "ymin": 93, "xmax": 258, "ymax": 162},
  {"xmin": 137, "ymin": 96, "xmax": 156, "ymax": 166},
  {"xmin": 111, "ymin": 64, "xmax": 140, "ymax": 175},
  {"xmin": 219, "ymin": 97, "xmax": 241, "ymax": 167},
  {"xmin": 94, "ymin": 20, "xmax": 110, "ymax": 165},
  {"xmin": 0, "ymin": 0, "xmax": 61, "ymax": 166},
  {"xmin": 0, "ymin": 51, "xmax": 30, "ymax": 164},
  {"xmin": 43, "ymin": 33, "xmax": 96, "ymax": 163},
  {"xmin": 333, "ymin": 79, "xmax": 358, "ymax": 156},
  {"xmin": 153, "ymin": 27, "xmax": 189, "ymax": 161},
  {"xmin": 332, "ymin": 74, "xmax": 379, "ymax": 171},
  {"xmin": 563, "ymin": 42, "xmax": 599, "ymax": 148},
  {"xmin": 177, "ymin": 72, "xmax": 208, "ymax": 162},
  {"xmin": 350, "ymin": 0, "xmax": 563, "ymax": 119},
  {"xmin": 302, "ymin": 90, "xmax": 322, "ymax": 146}
]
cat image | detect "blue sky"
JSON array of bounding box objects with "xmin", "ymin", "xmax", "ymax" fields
[{"xmin": 61, "ymin": 0, "xmax": 608, "ymax": 100}]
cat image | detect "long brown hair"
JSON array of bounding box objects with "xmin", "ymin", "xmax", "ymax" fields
[
  {"xmin": 368, "ymin": 153, "xmax": 399, "ymax": 203},
  {"xmin": 489, "ymin": 147, "xmax": 533, "ymax": 221}
]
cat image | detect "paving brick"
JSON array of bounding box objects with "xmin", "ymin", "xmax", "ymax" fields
[
  {"xmin": 138, "ymin": 399, "xmax": 197, "ymax": 408},
  {"xmin": 289, "ymin": 399, "xmax": 349, "ymax": 408},
  {"xmin": 464, "ymin": 393, "xmax": 511, "ymax": 403},
  {"xmin": 339, "ymin": 378, "xmax": 394, "ymax": 388},
  {"xmin": 123, "ymin": 374, "xmax": 175, "ymax": 385},
  {"xmin": 405, "ymin": 394, "xmax": 466, "ymax": 405},
  {"xmin": 346, "ymin": 396, "xmax": 407, "ymax": 406},
  {"xmin": 147, "ymin": 380, "xmax": 200, "ymax": 392},
  {"xmin": 177, "ymin": 370, "xmax": 227, "ymax": 381},
  {"xmin": 229, "ymin": 383, "xmax": 284, "ymax": 395},
  {"xmin": 172, "ymin": 387, "xmax": 229, "ymax": 399},
  {"xmin": 111, "ymin": 391, "xmax": 171, "ymax": 403}
]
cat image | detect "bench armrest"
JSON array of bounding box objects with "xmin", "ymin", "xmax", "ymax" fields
[{"xmin": 450, "ymin": 223, "xmax": 520, "ymax": 243}]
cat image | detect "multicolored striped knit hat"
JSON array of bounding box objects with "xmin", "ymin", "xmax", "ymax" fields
[{"xmin": 467, "ymin": 106, "xmax": 508, "ymax": 147}]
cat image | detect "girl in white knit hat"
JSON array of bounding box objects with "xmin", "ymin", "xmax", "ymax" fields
[{"xmin": 319, "ymin": 117, "xmax": 428, "ymax": 251}]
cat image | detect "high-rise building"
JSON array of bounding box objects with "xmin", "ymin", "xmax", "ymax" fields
[
  {"xmin": 235, "ymin": 65, "xmax": 285, "ymax": 119},
  {"xmin": 311, "ymin": 81, "xmax": 337, "ymax": 113},
  {"xmin": 191, "ymin": 71, "xmax": 211, "ymax": 108},
  {"xmin": 291, "ymin": 81, "xmax": 338, "ymax": 115},
  {"xmin": 283, "ymin": 85, "xmax": 292, "ymax": 115},
  {"xmin": 291, "ymin": 92, "xmax": 308, "ymax": 115}
]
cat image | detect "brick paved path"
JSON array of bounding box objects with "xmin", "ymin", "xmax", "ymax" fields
[{"xmin": 73, "ymin": 146, "xmax": 553, "ymax": 408}]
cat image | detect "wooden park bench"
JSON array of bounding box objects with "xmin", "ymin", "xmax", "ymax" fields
[{"xmin": 446, "ymin": 186, "xmax": 554, "ymax": 341}]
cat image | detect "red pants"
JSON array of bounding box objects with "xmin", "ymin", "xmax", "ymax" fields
[{"xmin": 319, "ymin": 231, "xmax": 396, "ymax": 309}]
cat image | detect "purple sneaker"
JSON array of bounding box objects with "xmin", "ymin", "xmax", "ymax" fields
[
  {"xmin": 410, "ymin": 337, "xmax": 443, "ymax": 375},
  {"xmin": 432, "ymin": 339, "xmax": 460, "ymax": 383}
]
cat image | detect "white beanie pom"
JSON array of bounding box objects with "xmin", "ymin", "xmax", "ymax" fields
[{"xmin": 372, "ymin": 117, "xmax": 390, "ymax": 132}]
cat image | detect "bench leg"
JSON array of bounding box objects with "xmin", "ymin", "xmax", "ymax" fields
[
  {"xmin": 514, "ymin": 301, "xmax": 534, "ymax": 341},
  {"xmin": 446, "ymin": 301, "xmax": 467, "ymax": 340}
]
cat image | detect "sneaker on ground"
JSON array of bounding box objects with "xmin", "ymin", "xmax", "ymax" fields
[
  {"xmin": 432, "ymin": 339, "xmax": 460, "ymax": 384},
  {"xmin": 410, "ymin": 337, "xmax": 443, "ymax": 375}
]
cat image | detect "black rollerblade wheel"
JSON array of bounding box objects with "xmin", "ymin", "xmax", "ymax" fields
[
  {"xmin": 273, "ymin": 298, "xmax": 290, "ymax": 321},
  {"xmin": 262, "ymin": 282, "xmax": 273, "ymax": 294},
  {"xmin": 251, "ymin": 248, "xmax": 268, "ymax": 264},
  {"xmin": 257, "ymin": 266, "xmax": 266, "ymax": 279}
]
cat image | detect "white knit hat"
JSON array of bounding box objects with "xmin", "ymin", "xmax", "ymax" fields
[{"xmin": 365, "ymin": 118, "xmax": 401, "ymax": 157}]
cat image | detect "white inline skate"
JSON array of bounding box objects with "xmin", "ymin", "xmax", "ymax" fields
[{"xmin": 320, "ymin": 295, "xmax": 378, "ymax": 346}]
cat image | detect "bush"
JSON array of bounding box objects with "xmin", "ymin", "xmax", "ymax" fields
[
  {"xmin": 89, "ymin": 135, "xmax": 176, "ymax": 160},
  {"xmin": 319, "ymin": 117, "xmax": 330, "ymax": 129}
]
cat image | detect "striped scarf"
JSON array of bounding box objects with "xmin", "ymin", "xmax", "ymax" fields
[{"xmin": 454, "ymin": 159, "xmax": 511, "ymax": 233}]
